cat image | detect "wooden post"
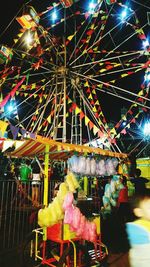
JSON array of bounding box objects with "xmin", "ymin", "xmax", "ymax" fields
[
  {"xmin": 84, "ymin": 175, "xmax": 88, "ymax": 196},
  {"xmin": 43, "ymin": 144, "xmax": 49, "ymax": 206}
]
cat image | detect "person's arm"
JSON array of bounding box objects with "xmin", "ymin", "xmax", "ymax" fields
[
  {"xmin": 36, "ymin": 158, "xmax": 45, "ymax": 174},
  {"xmin": 129, "ymin": 177, "xmax": 135, "ymax": 182},
  {"xmin": 143, "ymin": 177, "xmax": 149, "ymax": 183}
]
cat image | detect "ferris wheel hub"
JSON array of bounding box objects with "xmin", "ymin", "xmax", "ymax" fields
[{"xmin": 57, "ymin": 66, "xmax": 68, "ymax": 75}]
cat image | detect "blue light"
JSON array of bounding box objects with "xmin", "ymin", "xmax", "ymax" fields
[
  {"xmin": 143, "ymin": 122, "xmax": 150, "ymax": 137},
  {"xmin": 145, "ymin": 71, "xmax": 150, "ymax": 82},
  {"xmin": 122, "ymin": 10, "xmax": 127, "ymax": 18},
  {"xmin": 143, "ymin": 39, "xmax": 149, "ymax": 49},
  {"xmin": 5, "ymin": 100, "xmax": 17, "ymax": 116},
  {"xmin": 120, "ymin": 9, "xmax": 127, "ymax": 20},
  {"xmin": 7, "ymin": 104, "xmax": 14, "ymax": 113},
  {"xmin": 89, "ymin": 2, "xmax": 95, "ymax": 9},
  {"xmin": 51, "ymin": 10, "xmax": 57, "ymax": 21},
  {"xmin": 88, "ymin": 1, "xmax": 96, "ymax": 13},
  {"xmin": 147, "ymin": 74, "xmax": 150, "ymax": 81},
  {"xmin": 118, "ymin": 5, "xmax": 133, "ymax": 22},
  {"xmin": 122, "ymin": 121, "xmax": 127, "ymax": 126}
]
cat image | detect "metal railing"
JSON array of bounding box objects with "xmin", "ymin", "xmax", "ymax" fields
[{"xmin": 0, "ymin": 179, "xmax": 56, "ymax": 251}]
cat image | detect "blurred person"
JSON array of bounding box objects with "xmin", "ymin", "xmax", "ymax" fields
[
  {"xmin": 117, "ymin": 176, "xmax": 131, "ymax": 222},
  {"xmin": 3, "ymin": 157, "xmax": 15, "ymax": 180},
  {"xmin": 126, "ymin": 189, "xmax": 150, "ymax": 267},
  {"xmin": 53, "ymin": 180, "xmax": 61, "ymax": 198},
  {"xmin": 31, "ymin": 157, "xmax": 44, "ymax": 206},
  {"xmin": 14, "ymin": 159, "xmax": 21, "ymax": 179},
  {"xmin": 118, "ymin": 176, "xmax": 128, "ymax": 205},
  {"xmin": 131, "ymin": 168, "xmax": 148, "ymax": 194},
  {"xmin": 19, "ymin": 159, "xmax": 32, "ymax": 184},
  {"xmin": 19, "ymin": 159, "xmax": 32, "ymax": 205}
]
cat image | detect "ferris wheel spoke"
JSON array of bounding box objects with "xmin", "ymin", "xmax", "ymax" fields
[
  {"xmin": 70, "ymin": 19, "xmax": 124, "ymax": 67},
  {"xmin": 91, "ymin": 65, "xmax": 144, "ymax": 79},
  {"xmin": 71, "ymin": 70, "xmax": 150, "ymax": 104},
  {"xmin": 71, "ymin": 51, "xmax": 142, "ymax": 70},
  {"xmin": 102, "ymin": 24, "xmax": 147, "ymax": 60},
  {"xmin": 131, "ymin": 0, "xmax": 150, "ymax": 10},
  {"xmin": 68, "ymin": 15, "xmax": 97, "ymax": 63}
]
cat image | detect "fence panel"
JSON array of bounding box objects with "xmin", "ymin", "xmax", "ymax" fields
[{"xmin": 0, "ymin": 179, "xmax": 56, "ymax": 251}]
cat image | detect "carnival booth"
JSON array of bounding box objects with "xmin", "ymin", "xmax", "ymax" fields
[{"xmin": 6, "ymin": 135, "xmax": 128, "ymax": 266}]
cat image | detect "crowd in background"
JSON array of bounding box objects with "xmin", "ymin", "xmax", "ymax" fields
[
  {"xmin": 101, "ymin": 169, "xmax": 149, "ymax": 220},
  {"xmin": 0, "ymin": 155, "xmax": 44, "ymax": 207}
]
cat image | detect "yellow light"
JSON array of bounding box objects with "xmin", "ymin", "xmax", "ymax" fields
[{"xmin": 25, "ymin": 32, "xmax": 33, "ymax": 46}]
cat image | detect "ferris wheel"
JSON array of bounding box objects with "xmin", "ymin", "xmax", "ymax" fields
[{"xmin": 0, "ymin": 0, "xmax": 149, "ymax": 155}]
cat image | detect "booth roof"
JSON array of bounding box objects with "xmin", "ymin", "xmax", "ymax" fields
[{"xmin": 6, "ymin": 135, "xmax": 128, "ymax": 160}]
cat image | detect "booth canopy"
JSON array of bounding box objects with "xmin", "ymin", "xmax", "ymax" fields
[{"xmin": 4, "ymin": 135, "xmax": 128, "ymax": 160}]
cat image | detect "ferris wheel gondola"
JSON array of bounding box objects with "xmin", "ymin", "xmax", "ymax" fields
[
  {"xmin": 16, "ymin": 5, "xmax": 40, "ymax": 29},
  {"xmin": 0, "ymin": 45, "xmax": 13, "ymax": 64},
  {"xmin": 60, "ymin": 0, "xmax": 80, "ymax": 8},
  {"xmin": 106, "ymin": 0, "xmax": 117, "ymax": 5}
]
